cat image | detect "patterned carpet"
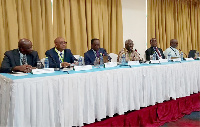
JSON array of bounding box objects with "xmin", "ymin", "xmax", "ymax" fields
[{"xmin": 162, "ymin": 111, "xmax": 200, "ymax": 127}]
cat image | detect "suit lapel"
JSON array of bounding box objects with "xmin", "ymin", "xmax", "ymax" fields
[
  {"xmin": 27, "ymin": 54, "xmax": 32, "ymax": 65},
  {"xmin": 52, "ymin": 49, "xmax": 60, "ymax": 63},
  {"xmin": 89, "ymin": 49, "xmax": 96, "ymax": 62},
  {"xmin": 13, "ymin": 49, "xmax": 20, "ymax": 66}
]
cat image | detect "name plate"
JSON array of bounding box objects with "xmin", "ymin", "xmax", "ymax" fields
[
  {"xmin": 150, "ymin": 60, "xmax": 160, "ymax": 64},
  {"xmin": 128, "ymin": 61, "xmax": 140, "ymax": 65},
  {"xmin": 32, "ymin": 68, "xmax": 55, "ymax": 74},
  {"xmin": 159, "ymin": 59, "xmax": 168, "ymax": 63},
  {"xmin": 185, "ymin": 58, "xmax": 194, "ymax": 61},
  {"xmin": 104, "ymin": 62, "xmax": 117, "ymax": 68},
  {"xmin": 173, "ymin": 58, "xmax": 181, "ymax": 62},
  {"xmin": 74, "ymin": 65, "xmax": 92, "ymax": 71}
]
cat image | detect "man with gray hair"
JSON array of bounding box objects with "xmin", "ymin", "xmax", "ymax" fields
[{"xmin": 118, "ymin": 39, "xmax": 140, "ymax": 62}]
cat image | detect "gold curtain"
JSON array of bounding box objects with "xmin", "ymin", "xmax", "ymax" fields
[
  {"xmin": 0, "ymin": 0, "xmax": 53, "ymax": 63},
  {"xmin": 147, "ymin": 0, "xmax": 200, "ymax": 56},
  {"xmin": 53, "ymin": 0, "xmax": 123, "ymax": 56}
]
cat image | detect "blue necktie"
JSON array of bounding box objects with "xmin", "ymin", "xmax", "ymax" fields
[{"xmin": 59, "ymin": 52, "xmax": 63, "ymax": 63}]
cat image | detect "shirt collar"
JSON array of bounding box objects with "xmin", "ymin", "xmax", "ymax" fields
[
  {"xmin": 55, "ymin": 48, "xmax": 64, "ymax": 54},
  {"xmin": 18, "ymin": 49, "xmax": 26, "ymax": 57},
  {"xmin": 170, "ymin": 46, "xmax": 176, "ymax": 50}
]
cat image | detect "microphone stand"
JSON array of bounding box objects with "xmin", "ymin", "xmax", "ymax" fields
[
  {"xmin": 46, "ymin": 53, "xmax": 60, "ymax": 71},
  {"xmin": 179, "ymin": 49, "xmax": 187, "ymax": 58}
]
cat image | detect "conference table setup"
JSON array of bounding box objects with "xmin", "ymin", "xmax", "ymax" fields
[{"xmin": 0, "ymin": 60, "xmax": 200, "ymax": 127}]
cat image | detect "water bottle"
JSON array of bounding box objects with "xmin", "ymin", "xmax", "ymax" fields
[
  {"xmin": 153, "ymin": 52, "xmax": 156, "ymax": 60},
  {"xmin": 44, "ymin": 57, "xmax": 49, "ymax": 68},
  {"xmin": 100, "ymin": 53, "xmax": 104, "ymax": 66},
  {"xmin": 167, "ymin": 52, "xmax": 171, "ymax": 62},
  {"xmin": 180, "ymin": 52, "xmax": 184, "ymax": 61},
  {"xmin": 121, "ymin": 53, "xmax": 126, "ymax": 65},
  {"xmin": 78, "ymin": 56, "xmax": 82, "ymax": 66}
]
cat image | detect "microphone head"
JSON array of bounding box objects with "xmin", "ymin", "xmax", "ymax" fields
[{"xmin": 135, "ymin": 49, "xmax": 137, "ymax": 52}]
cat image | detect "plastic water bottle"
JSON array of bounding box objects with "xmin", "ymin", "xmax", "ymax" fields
[
  {"xmin": 44, "ymin": 57, "xmax": 49, "ymax": 68},
  {"xmin": 153, "ymin": 52, "xmax": 156, "ymax": 60},
  {"xmin": 180, "ymin": 52, "xmax": 184, "ymax": 61},
  {"xmin": 121, "ymin": 53, "xmax": 126, "ymax": 65},
  {"xmin": 78, "ymin": 56, "xmax": 82, "ymax": 66},
  {"xmin": 167, "ymin": 52, "xmax": 171, "ymax": 62},
  {"xmin": 100, "ymin": 53, "xmax": 104, "ymax": 66}
]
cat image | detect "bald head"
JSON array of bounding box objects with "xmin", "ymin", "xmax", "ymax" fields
[
  {"xmin": 125, "ymin": 39, "xmax": 134, "ymax": 52},
  {"xmin": 170, "ymin": 39, "xmax": 178, "ymax": 48},
  {"xmin": 54, "ymin": 37, "xmax": 67, "ymax": 51},
  {"xmin": 18, "ymin": 38, "xmax": 33, "ymax": 54}
]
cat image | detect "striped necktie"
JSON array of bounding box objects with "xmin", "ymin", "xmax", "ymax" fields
[{"xmin": 59, "ymin": 52, "xmax": 63, "ymax": 63}]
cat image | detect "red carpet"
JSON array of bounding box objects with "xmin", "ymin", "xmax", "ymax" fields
[
  {"xmin": 84, "ymin": 93, "xmax": 200, "ymax": 127},
  {"xmin": 162, "ymin": 111, "xmax": 200, "ymax": 127}
]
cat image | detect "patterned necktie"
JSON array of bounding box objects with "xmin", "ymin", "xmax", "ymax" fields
[
  {"xmin": 59, "ymin": 52, "xmax": 63, "ymax": 63},
  {"xmin": 156, "ymin": 48, "xmax": 161, "ymax": 57},
  {"xmin": 96, "ymin": 51, "xmax": 99, "ymax": 58},
  {"xmin": 22, "ymin": 55, "xmax": 26, "ymax": 65}
]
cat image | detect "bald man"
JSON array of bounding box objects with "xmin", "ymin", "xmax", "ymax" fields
[
  {"xmin": 164, "ymin": 39, "xmax": 180, "ymax": 58},
  {"xmin": 45, "ymin": 37, "xmax": 76, "ymax": 68},
  {"xmin": 1, "ymin": 38, "xmax": 39, "ymax": 73}
]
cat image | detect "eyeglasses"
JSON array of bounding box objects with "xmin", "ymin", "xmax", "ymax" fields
[{"xmin": 59, "ymin": 41, "xmax": 67, "ymax": 45}]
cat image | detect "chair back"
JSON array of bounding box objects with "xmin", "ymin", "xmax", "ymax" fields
[
  {"xmin": 109, "ymin": 53, "xmax": 118, "ymax": 62},
  {"xmin": 188, "ymin": 50, "xmax": 197, "ymax": 58}
]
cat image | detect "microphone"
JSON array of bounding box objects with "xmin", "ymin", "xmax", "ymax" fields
[
  {"xmin": 179, "ymin": 49, "xmax": 187, "ymax": 58},
  {"xmin": 135, "ymin": 49, "xmax": 140, "ymax": 55},
  {"xmin": 45, "ymin": 52, "xmax": 60, "ymax": 71}
]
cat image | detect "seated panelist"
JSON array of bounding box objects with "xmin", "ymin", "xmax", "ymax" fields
[
  {"xmin": 164, "ymin": 39, "xmax": 180, "ymax": 58},
  {"xmin": 45, "ymin": 37, "xmax": 76, "ymax": 68},
  {"xmin": 84, "ymin": 38, "xmax": 111, "ymax": 65},
  {"xmin": 1, "ymin": 38, "xmax": 39, "ymax": 73},
  {"xmin": 145, "ymin": 38, "xmax": 165, "ymax": 61},
  {"xmin": 118, "ymin": 39, "xmax": 140, "ymax": 62}
]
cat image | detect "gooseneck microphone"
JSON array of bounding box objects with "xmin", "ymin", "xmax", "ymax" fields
[
  {"xmin": 135, "ymin": 49, "xmax": 140, "ymax": 55},
  {"xmin": 179, "ymin": 49, "xmax": 188, "ymax": 58},
  {"xmin": 45, "ymin": 52, "xmax": 60, "ymax": 71}
]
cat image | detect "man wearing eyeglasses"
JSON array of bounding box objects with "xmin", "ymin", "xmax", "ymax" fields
[
  {"xmin": 45, "ymin": 37, "xmax": 76, "ymax": 68},
  {"xmin": 1, "ymin": 38, "xmax": 39, "ymax": 73},
  {"xmin": 145, "ymin": 38, "xmax": 165, "ymax": 61}
]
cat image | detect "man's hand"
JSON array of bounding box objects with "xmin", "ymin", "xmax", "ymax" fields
[
  {"xmin": 13, "ymin": 65, "xmax": 33, "ymax": 73},
  {"xmin": 61, "ymin": 62, "xmax": 70, "ymax": 68}
]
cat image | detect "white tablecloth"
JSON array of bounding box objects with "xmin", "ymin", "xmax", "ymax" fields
[{"xmin": 0, "ymin": 61, "xmax": 200, "ymax": 127}]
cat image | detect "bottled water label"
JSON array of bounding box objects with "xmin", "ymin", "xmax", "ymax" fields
[{"xmin": 44, "ymin": 57, "xmax": 49, "ymax": 68}]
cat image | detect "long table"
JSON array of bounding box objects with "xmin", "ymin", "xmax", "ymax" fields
[{"xmin": 0, "ymin": 61, "xmax": 200, "ymax": 127}]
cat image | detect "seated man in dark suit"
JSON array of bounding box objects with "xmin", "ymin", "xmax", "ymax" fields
[
  {"xmin": 145, "ymin": 38, "xmax": 165, "ymax": 61},
  {"xmin": 1, "ymin": 38, "xmax": 39, "ymax": 73},
  {"xmin": 45, "ymin": 37, "xmax": 76, "ymax": 68},
  {"xmin": 84, "ymin": 38, "xmax": 110, "ymax": 65}
]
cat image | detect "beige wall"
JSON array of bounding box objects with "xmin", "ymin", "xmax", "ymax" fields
[{"xmin": 122, "ymin": 0, "xmax": 147, "ymax": 59}]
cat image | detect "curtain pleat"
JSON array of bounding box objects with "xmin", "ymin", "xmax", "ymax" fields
[
  {"xmin": 0, "ymin": 0, "xmax": 53, "ymax": 63},
  {"xmin": 148, "ymin": 0, "xmax": 200, "ymax": 56},
  {"xmin": 53, "ymin": 0, "xmax": 123, "ymax": 56}
]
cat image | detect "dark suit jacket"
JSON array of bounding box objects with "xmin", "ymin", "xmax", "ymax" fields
[
  {"xmin": 1, "ymin": 49, "xmax": 39, "ymax": 73},
  {"xmin": 84, "ymin": 48, "xmax": 110, "ymax": 65},
  {"xmin": 145, "ymin": 47, "xmax": 165, "ymax": 61},
  {"xmin": 45, "ymin": 48, "xmax": 76, "ymax": 68}
]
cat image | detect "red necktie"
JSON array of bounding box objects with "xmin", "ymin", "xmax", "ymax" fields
[{"xmin": 156, "ymin": 48, "xmax": 161, "ymax": 57}]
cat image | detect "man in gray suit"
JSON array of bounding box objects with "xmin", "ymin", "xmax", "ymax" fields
[{"xmin": 1, "ymin": 38, "xmax": 39, "ymax": 73}]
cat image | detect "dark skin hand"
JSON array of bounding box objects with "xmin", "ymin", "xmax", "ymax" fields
[{"xmin": 13, "ymin": 65, "xmax": 33, "ymax": 73}]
